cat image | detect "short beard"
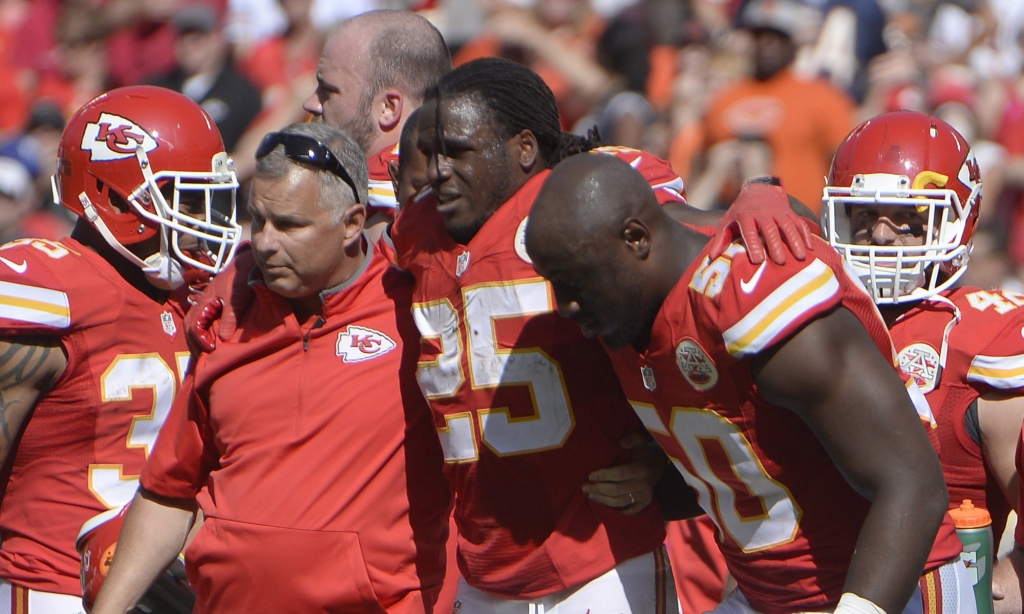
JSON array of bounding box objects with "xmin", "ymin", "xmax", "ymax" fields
[{"xmin": 342, "ymin": 93, "xmax": 378, "ymax": 156}]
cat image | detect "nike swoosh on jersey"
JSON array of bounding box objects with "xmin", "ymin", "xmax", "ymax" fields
[
  {"xmin": 739, "ymin": 261, "xmax": 767, "ymax": 294},
  {"xmin": 0, "ymin": 257, "xmax": 28, "ymax": 274}
]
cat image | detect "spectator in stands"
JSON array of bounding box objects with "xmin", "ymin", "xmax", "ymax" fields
[
  {"xmin": 572, "ymin": 16, "xmax": 657, "ymax": 150},
  {"xmin": 150, "ymin": 4, "xmax": 262, "ymax": 152},
  {"xmin": 699, "ymin": 0, "xmax": 855, "ymax": 212}
]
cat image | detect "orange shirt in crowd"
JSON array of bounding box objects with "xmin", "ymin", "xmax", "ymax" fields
[{"xmin": 703, "ymin": 68, "xmax": 855, "ymax": 212}]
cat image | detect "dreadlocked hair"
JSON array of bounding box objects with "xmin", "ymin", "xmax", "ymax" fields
[
  {"xmin": 426, "ymin": 58, "xmax": 602, "ymax": 167},
  {"xmin": 556, "ymin": 125, "xmax": 603, "ymax": 162}
]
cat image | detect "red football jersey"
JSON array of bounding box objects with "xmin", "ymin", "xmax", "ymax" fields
[
  {"xmin": 0, "ymin": 237, "xmax": 189, "ymax": 595},
  {"xmin": 607, "ymin": 239, "xmax": 963, "ymax": 614},
  {"xmin": 889, "ymin": 287, "xmax": 1024, "ymax": 540},
  {"xmin": 367, "ymin": 144, "xmax": 400, "ymax": 219},
  {"xmin": 391, "ymin": 166, "xmax": 668, "ymax": 599}
]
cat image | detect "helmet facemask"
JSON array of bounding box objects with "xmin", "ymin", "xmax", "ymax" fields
[
  {"xmin": 822, "ymin": 172, "xmax": 978, "ymax": 304},
  {"xmin": 131, "ymin": 148, "xmax": 242, "ymax": 277}
]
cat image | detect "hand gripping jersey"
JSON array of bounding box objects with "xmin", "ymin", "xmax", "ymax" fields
[
  {"xmin": 889, "ymin": 287, "xmax": 1024, "ymax": 540},
  {"xmin": 0, "ymin": 237, "xmax": 189, "ymax": 595},
  {"xmin": 367, "ymin": 144, "xmax": 401, "ymax": 219},
  {"xmin": 141, "ymin": 244, "xmax": 452, "ymax": 614},
  {"xmin": 388, "ymin": 146, "xmax": 683, "ymax": 599},
  {"xmin": 606, "ymin": 238, "xmax": 963, "ymax": 614}
]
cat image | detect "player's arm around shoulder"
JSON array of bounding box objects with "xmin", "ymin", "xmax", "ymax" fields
[
  {"xmin": 751, "ymin": 306, "xmax": 949, "ymax": 614},
  {"xmin": 0, "ymin": 334, "xmax": 67, "ymax": 464}
]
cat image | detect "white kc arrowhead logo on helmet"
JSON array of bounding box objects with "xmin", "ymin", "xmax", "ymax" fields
[{"xmin": 81, "ymin": 113, "xmax": 158, "ymax": 161}]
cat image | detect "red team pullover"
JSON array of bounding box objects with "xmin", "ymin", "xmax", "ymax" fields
[
  {"xmin": 141, "ymin": 244, "xmax": 452, "ymax": 614},
  {"xmin": 607, "ymin": 239, "xmax": 963, "ymax": 614},
  {"xmin": 388, "ymin": 147, "xmax": 684, "ymax": 599},
  {"xmin": 0, "ymin": 237, "xmax": 189, "ymax": 595},
  {"xmin": 889, "ymin": 287, "xmax": 1024, "ymax": 540}
]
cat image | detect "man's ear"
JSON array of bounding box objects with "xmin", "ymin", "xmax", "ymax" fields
[
  {"xmin": 515, "ymin": 129, "xmax": 540, "ymax": 172},
  {"xmin": 342, "ymin": 203, "xmax": 367, "ymax": 244},
  {"xmin": 622, "ymin": 218, "xmax": 652, "ymax": 259},
  {"xmin": 378, "ymin": 89, "xmax": 403, "ymax": 133}
]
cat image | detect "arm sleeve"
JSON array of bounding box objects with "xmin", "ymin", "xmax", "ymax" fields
[
  {"xmin": 710, "ymin": 250, "xmax": 842, "ymax": 358},
  {"xmin": 966, "ymin": 307, "xmax": 1024, "ymax": 395},
  {"xmin": 141, "ymin": 370, "xmax": 219, "ymax": 499}
]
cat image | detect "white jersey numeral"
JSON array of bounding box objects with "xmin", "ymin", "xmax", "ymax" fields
[
  {"xmin": 637, "ymin": 403, "xmax": 801, "ymax": 552},
  {"xmin": 966, "ymin": 289, "xmax": 1024, "ymax": 314},
  {"xmin": 413, "ymin": 279, "xmax": 575, "ymax": 462},
  {"xmin": 89, "ymin": 353, "xmax": 188, "ymax": 509}
]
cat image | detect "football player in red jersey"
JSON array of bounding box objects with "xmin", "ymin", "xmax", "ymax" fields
[
  {"xmin": 0, "ymin": 86, "xmax": 241, "ymax": 613},
  {"xmin": 382, "ymin": 56, "xmax": 808, "ymax": 614},
  {"xmin": 820, "ymin": 111, "xmax": 1024, "ymax": 614},
  {"xmin": 525, "ymin": 153, "xmax": 971, "ymax": 614},
  {"xmin": 302, "ymin": 9, "xmax": 451, "ymax": 241},
  {"xmin": 392, "ymin": 57, "xmax": 681, "ymax": 614}
]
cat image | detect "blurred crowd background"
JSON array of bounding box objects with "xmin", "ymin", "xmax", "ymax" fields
[{"xmin": 1, "ymin": 0, "xmax": 1022, "ymax": 290}]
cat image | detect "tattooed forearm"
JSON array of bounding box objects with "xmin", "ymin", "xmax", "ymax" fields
[
  {"xmin": 0, "ymin": 336, "xmax": 64, "ymax": 464},
  {"xmin": 0, "ymin": 343, "xmax": 54, "ymax": 388},
  {"xmin": 0, "ymin": 389, "xmax": 22, "ymax": 449}
]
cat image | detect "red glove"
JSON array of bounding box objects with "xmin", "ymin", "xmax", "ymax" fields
[
  {"xmin": 707, "ymin": 178, "xmax": 816, "ymax": 265},
  {"xmin": 184, "ymin": 245, "xmax": 253, "ymax": 353},
  {"xmin": 185, "ymin": 295, "xmax": 226, "ymax": 354}
]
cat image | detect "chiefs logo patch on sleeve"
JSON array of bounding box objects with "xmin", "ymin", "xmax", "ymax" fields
[
  {"xmin": 676, "ymin": 338, "xmax": 718, "ymax": 391},
  {"xmin": 82, "ymin": 113, "xmax": 158, "ymax": 161},
  {"xmin": 336, "ymin": 326, "xmax": 397, "ymax": 362},
  {"xmin": 898, "ymin": 342, "xmax": 941, "ymax": 393}
]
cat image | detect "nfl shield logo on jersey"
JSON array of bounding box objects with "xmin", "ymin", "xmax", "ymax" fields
[
  {"xmin": 336, "ymin": 326, "xmax": 396, "ymax": 363},
  {"xmin": 82, "ymin": 113, "xmax": 158, "ymax": 161},
  {"xmin": 641, "ymin": 365, "xmax": 657, "ymax": 391},
  {"xmin": 898, "ymin": 342, "xmax": 941, "ymax": 393},
  {"xmin": 676, "ymin": 338, "xmax": 718, "ymax": 391},
  {"xmin": 456, "ymin": 251, "xmax": 470, "ymax": 277},
  {"xmin": 160, "ymin": 312, "xmax": 177, "ymax": 337}
]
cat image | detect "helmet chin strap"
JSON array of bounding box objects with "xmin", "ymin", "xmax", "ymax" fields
[{"xmin": 77, "ymin": 192, "xmax": 185, "ymax": 290}]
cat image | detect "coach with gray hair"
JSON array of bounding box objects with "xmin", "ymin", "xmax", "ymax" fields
[{"xmin": 91, "ymin": 122, "xmax": 452, "ymax": 614}]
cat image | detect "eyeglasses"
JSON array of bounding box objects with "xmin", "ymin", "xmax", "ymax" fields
[{"xmin": 255, "ymin": 132, "xmax": 361, "ymax": 203}]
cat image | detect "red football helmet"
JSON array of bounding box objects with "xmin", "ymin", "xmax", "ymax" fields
[
  {"xmin": 77, "ymin": 506, "xmax": 128, "ymax": 612},
  {"xmin": 53, "ymin": 86, "xmax": 241, "ymax": 289},
  {"xmin": 822, "ymin": 110, "xmax": 981, "ymax": 303}
]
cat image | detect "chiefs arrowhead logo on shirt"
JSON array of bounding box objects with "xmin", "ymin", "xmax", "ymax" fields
[
  {"xmin": 81, "ymin": 113, "xmax": 158, "ymax": 161},
  {"xmin": 898, "ymin": 342, "xmax": 941, "ymax": 393},
  {"xmin": 676, "ymin": 338, "xmax": 718, "ymax": 391},
  {"xmin": 336, "ymin": 325, "xmax": 396, "ymax": 363}
]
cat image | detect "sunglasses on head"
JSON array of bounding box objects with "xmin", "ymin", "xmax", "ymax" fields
[{"xmin": 255, "ymin": 132, "xmax": 361, "ymax": 204}]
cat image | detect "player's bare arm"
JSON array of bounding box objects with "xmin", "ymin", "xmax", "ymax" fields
[
  {"xmin": 0, "ymin": 336, "xmax": 66, "ymax": 465},
  {"xmin": 752, "ymin": 307, "xmax": 950, "ymax": 614},
  {"xmin": 993, "ymin": 545, "xmax": 1024, "ymax": 614},
  {"xmin": 90, "ymin": 488, "xmax": 197, "ymax": 614},
  {"xmin": 977, "ymin": 396, "xmax": 1024, "ymax": 506}
]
